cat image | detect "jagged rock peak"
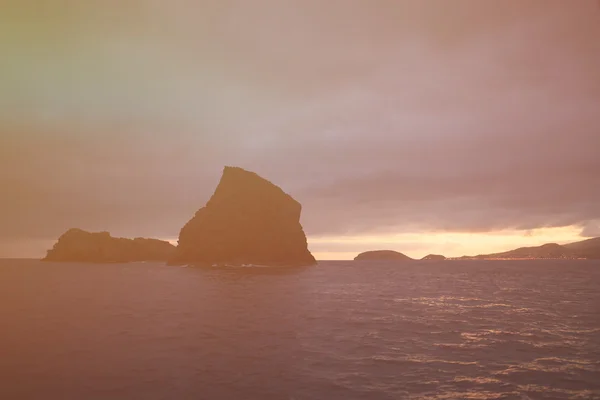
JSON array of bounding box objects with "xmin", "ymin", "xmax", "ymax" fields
[{"xmin": 171, "ymin": 166, "xmax": 315, "ymax": 267}]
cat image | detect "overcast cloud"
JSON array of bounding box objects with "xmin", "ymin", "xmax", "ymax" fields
[{"xmin": 1, "ymin": 1, "xmax": 599, "ymax": 256}]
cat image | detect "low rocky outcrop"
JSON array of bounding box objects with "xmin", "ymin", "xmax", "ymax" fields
[
  {"xmin": 43, "ymin": 228, "xmax": 176, "ymax": 263},
  {"xmin": 421, "ymin": 254, "xmax": 446, "ymax": 261},
  {"xmin": 354, "ymin": 250, "xmax": 414, "ymax": 261},
  {"xmin": 170, "ymin": 166, "xmax": 316, "ymax": 267}
]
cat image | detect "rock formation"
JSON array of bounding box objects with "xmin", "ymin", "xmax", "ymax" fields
[
  {"xmin": 43, "ymin": 228, "xmax": 176, "ymax": 263},
  {"xmin": 354, "ymin": 250, "xmax": 414, "ymax": 261},
  {"xmin": 421, "ymin": 254, "xmax": 446, "ymax": 261},
  {"xmin": 170, "ymin": 166, "xmax": 316, "ymax": 267}
]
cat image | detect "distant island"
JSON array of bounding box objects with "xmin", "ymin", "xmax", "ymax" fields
[
  {"xmin": 354, "ymin": 250, "xmax": 413, "ymax": 261},
  {"xmin": 421, "ymin": 254, "xmax": 446, "ymax": 261},
  {"xmin": 354, "ymin": 237, "xmax": 600, "ymax": 261},
  {"xmin": 169, "ymin": 166, "xmax": 316, "ymax": 267},
  {"xmin": 452, "ymin": 237, "xmax": 600, "ymax": 260},
  {"xmin": 43, "ymin": 228, "xmax": 176, "ymax": 263}
]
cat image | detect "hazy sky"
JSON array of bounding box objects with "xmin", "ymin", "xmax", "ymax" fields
[{"xmin": 1, "ymin": 0, "xmax": 599, "ymax": 259}]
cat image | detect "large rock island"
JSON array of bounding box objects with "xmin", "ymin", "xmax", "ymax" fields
[
  {"xmin": 170, "ymin": 166, "xmax": 316, "ymax": 267},
  {"xmin": 43, "ymin": 228, "xmax": 176, "ymax": 263},
  {"xmin": 354, "ymin": 250, "xmax": 414, "ymax": 261}
]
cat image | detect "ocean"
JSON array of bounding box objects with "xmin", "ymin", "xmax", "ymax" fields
[{"xmin": 1, "ymin": 259, "xmax": 599, "ymax": 400}]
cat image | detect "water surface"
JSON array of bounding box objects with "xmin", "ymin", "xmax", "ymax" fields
[{"xmin": 1, "ymin": 259, "xmax": 599, "ymax": 399}]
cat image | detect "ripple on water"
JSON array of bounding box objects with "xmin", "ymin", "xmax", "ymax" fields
[{"xmin": 1, "ymin": 259, "xmax": 600, "ymax": 399}]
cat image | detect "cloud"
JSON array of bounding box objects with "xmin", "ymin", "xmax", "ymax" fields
[
  {"xmin": 1, "ymin": 0, "xmax": 600, "ymax": 256},
  {"xmin": 581, "ymin": 220, "xmax": 600, "ymax": 238}
]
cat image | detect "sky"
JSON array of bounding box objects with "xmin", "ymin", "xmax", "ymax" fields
[{"xmin": 1, "ymin": 0, "xmax": 599, "ymax": 259}]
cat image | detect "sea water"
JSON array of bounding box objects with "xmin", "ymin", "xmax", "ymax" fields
[{"xmin": 1, "ymin": 259, "xmax": 599, "ymax": 399}]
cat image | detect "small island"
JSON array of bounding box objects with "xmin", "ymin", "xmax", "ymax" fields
[
  {"xmin": 354, "ymin": 250, "xmax": 414, "ymax": 261},
  {"xmin": 169, "ymin": 166, "xmax": 316, "ymax": 267},
  {"xmin": 43, "ymin": 228, "xmax": 176, "ymax": 263},
  {"xmin": 421, "ymin": 254, "xmax": 446, "ymax": 261}
]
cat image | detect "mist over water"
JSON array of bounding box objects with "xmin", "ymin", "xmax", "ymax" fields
[{"xmin": 1, "ymin": 260, "xmax": 599, "ymax": 399}]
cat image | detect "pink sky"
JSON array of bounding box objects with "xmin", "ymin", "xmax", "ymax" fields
[{"xmin": 1, "ymin": 1, "xmax": 600, "ymax": 259}]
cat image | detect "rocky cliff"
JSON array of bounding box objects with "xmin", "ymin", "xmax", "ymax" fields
[
  {"xmin": 171, "ymin": 166, "xmax": 316, "ymax": 267},
  {"xmin": 43, "ymin": 229, "xmax": 176, "ymax": 263}
]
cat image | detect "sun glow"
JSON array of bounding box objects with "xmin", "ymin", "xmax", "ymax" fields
[{"xmin": 308, "ymin": 225, "xmax": 585, "ymax": 260}]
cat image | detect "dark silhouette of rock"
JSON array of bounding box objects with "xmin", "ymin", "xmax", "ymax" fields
[
  {"xmin": 171, "ymin": 166, "xmax": 316, "ymax": 267},
  {"xmin": 43, "ymin": 228, "xmax": 176, "ymax": 263},
  {"xmin": 354, "ymin": 250, "xmax": 414, "ymax": 261},
  {"xmin": 421, "ymin": 254, "xmax": 446, "ymax": 261}
]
